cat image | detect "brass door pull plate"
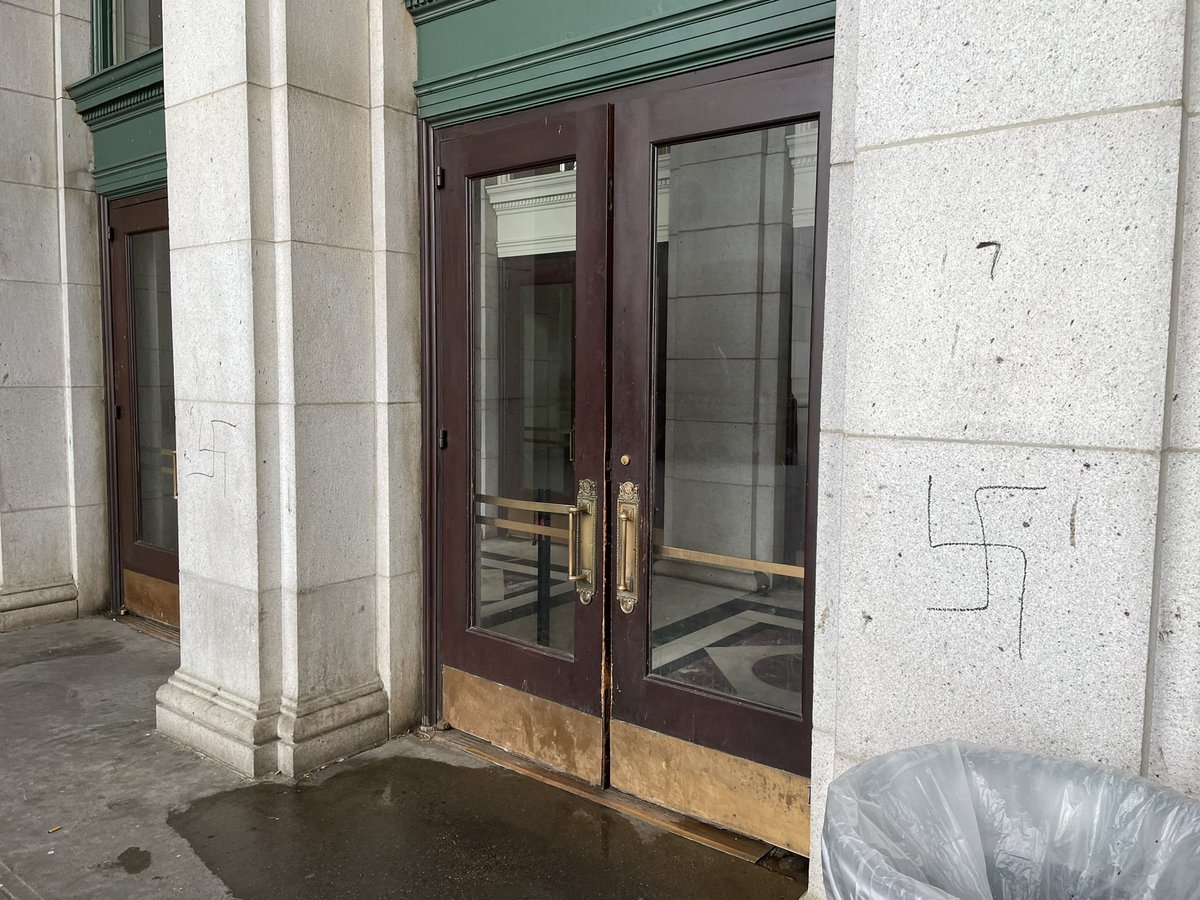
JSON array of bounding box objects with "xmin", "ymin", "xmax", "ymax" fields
[
  {"xmin": 615, "ymin": 481, "xmax": 640, "ymax": 614},
  {"xmin": 570, "ymin": 479, "xmax": 598, "ymax": 604}
]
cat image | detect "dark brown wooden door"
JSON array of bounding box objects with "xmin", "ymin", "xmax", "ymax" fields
[
  {"xmin": 609, "ymin": 61, "xmax": 832, "ymax": 780},
  {"xmin": 436, "ymin": 108, "xmax": 612, "ymax": 782},
  {"xmin": 433, "ymin": 49, "xmax": 832, "ymax": 847},
  {"xmin": 108, "ymin": 191, "xmax": 179, "ymax": 626}
]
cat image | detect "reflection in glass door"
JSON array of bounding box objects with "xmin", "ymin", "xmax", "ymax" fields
[
  {"xmin": 649, "ymin": 124, "xmax": 818, "ymax": 716},
  {"xmin": 472, "ymin": 164, "xmax": 585, "ymax": 655},
  {"xmin": 109, "ymin": 192, "xmax": 179, "ymax": 627},
  {"xmin": 130, "ymin": 230, "xmax": 178, "ymax": 555}
]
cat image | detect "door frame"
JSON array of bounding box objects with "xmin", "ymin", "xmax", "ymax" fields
[
  {"xmin": 421, "ymin": 40, "xmax": 834, "ymax": 746},
  {"xmin": 100, "ymin": 188, "xmax": 177, "ymax": 618}
]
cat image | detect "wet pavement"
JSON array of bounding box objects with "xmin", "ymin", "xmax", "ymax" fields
[{"xmin": 0, "ymin": 618, "xmax": 806, "ymax": 899}]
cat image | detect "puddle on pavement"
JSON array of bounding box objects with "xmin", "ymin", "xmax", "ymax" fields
[
  {"xmin": 93, "ymin": 847, "xmax": 153, "ymax": 876},
  {"xmin": 169, "ymin": 753, "xmax": 804, "ymax": 900}
]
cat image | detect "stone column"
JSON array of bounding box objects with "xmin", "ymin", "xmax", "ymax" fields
[
  {"xmin": 0, "ymin": 0, "xmax": 105, "ymax": 631},
  {"xmin": 1148, "ymin": 1, "xmax": 1200, "ymax": 796},
  {"xmin": 809, "ymin": 0, "xmax": 1187, "ymax": 893},
  {"xmin": 156, "ymin": 0, "xmax": 422, "ymax": 776},
  {"xmin": 368, "ymin": 0, "xmax": 424, "ymax": 733}
]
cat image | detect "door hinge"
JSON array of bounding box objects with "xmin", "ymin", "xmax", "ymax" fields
[
  {"xmin": 107, "ymin": 226, "xmax": 114, "ymax": 242},
  {"xmin": 438, "ymin": 428, "xmax": 448, "ymax": 449},
  {"xmin": 114, "ymin": 404, "xmax": 122, "ymax": 419},
  {"xmin": 434, "ymin": 167, "xmax": 445, "ymax": 190}
]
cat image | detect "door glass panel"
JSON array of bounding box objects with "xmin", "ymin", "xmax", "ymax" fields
[
  {"xmin": 472, "ymin": 162, "xmax": 577, "ymax": 654},
  {"xmin": 129, "ymin": 229, "xmax": 178, "ymax": 553},
  {"xmin": 649, "ymin": 123, "xmax": 819, "ymax": 715}
]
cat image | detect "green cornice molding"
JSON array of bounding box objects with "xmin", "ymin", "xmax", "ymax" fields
[
  {"xmin": 67, "ymin": 49, "xmax": 164, "ymax": 125},
  {"xmin": 414, "ymin": 0, "xmax": 835, "ymax": 126},
  {"xmin": 405, "ymin": 0, "xmax": 495, "ymax": 26},
  {"xmin": 94, "ymin": 153, "xmax": 168, "ymax": 199},
  {"xmin": 66, "ymin": 50, "xmax": 166, "ymax": 198}
]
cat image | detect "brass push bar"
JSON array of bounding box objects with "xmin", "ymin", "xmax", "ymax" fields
[
  {"xmin": 654, "ymin": 545, "xmax": 805, "ymax": 580},
  {"xmin": 474, "ymin": 486, "xmax": 597, "ymax": 604},
  {"xmin": 473, "ymin": 514, "xmax": 569, "ymax": 541},
  {"xmin": 474, "ymin": 493, "xmax": 572, "ymax": 539},
  {"xmin": 476, "ymin": 493, "xmax": 576, "ymax": 515}
]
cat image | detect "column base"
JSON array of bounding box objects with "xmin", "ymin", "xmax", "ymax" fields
[
  {"xmin": 0, "ymin": 582, "xmax": 79, "ymax": 632},
  {"xmin": 156, "ymin": 671, "xmax": 281, "ymax": 776},
  {"xmin": 276, "ymin": 681, "xmax": 390, "ymax": 776}
]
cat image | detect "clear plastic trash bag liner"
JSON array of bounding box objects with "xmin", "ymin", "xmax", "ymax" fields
[{"xmin": 821, "ymin": 741, "xmax": 1200, "ymax": 900}]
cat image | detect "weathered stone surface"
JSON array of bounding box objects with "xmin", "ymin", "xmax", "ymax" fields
[
  {"xmin": 0, "ymin": 89, "xmax": 56, "ymax": 187},
  {"xmin": 846, "ymin": 107, "xmax": 1179, "ymax": 450},
  {"xmin": 0, "ymin": 3, "xmax": 54, "ymax": 98},
  {"xmin": 0, "ymin": 181, "xmax": 59, "ymax": 283},
  {"xmin": 854, "ymin": 0, "xmax": 1185, "ymax": 147},
  {"xmin": 165, "ymin": 86, "xmax": 253, "ymax": 251},
  {"xmin": 1149, "ymin": 451, "xmax": 1200, "ymax": 795},
  {"xmin": 0, "ymin": 280, "xmax": 64, "ymax": 385},
  {"xmin": 830, "ymin": 435, "xmax": 1158, "ymax": 770},
  {"xmin": 0, "ymin": 386, "xmax": 69, "ymax": 511},
  {"xmin": 176, "ymin": 398, "xmax": 262, "ymax": 592},
  {"xmin": 162, "ymin": 0, "xmax": 250, "ymax": 108}
]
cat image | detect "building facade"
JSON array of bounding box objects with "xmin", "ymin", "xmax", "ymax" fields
[{"xmin": 2, "ymin": 0, "xmax": 1198, "ymax": 894}]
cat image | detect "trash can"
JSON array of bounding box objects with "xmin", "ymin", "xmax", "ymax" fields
[{"xmin": 821, "ymin": 741, "xmax": 1200, "ymax": 900}]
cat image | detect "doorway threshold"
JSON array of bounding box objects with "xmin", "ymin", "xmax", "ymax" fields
[
  {"xmin": 436, "ymin": 729, "xmax": 808, "ymax": 883},
  {"xmin": 116, "ymin": 612, "xmax": 179, "ymax": 645}
]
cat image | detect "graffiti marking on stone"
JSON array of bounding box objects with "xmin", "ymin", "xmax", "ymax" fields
[
  {"xmin": 925, "ymin": 475, "xmax": 1047, "ymax": 658},
  {"xmin": 184, "ymin": 416, "xmax": 238, "ymax": 498}
]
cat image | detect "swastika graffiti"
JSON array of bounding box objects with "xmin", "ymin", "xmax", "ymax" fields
[{"xmin": 925, "ymin": 475, "xmax": 1047, "ymax": 658}]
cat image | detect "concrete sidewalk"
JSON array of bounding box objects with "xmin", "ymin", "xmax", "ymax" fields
[{"xmin": 0, "ymin": 618, "xmax": 805, "ymax": 899}]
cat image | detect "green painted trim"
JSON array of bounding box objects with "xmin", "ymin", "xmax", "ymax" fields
[
  {"xmin": 68, "ymin": 49, "xmax": 163, "ymax": 118},
  {"xmin": 91, "ymin": 0, "xmax": 113, "ymax": 72},
  {"xmin": 406, "ymin": 0, "xmax": 495, "ymax": 26},
  {"xmin": 95, "ymin": 154, "xmax": 167, "ymax": 198},
  {"xmin": 414, "ymin": 0, "xmax": 835, "ymax": 126},
  {"xmin": 67, "ymin": 51, "xmax": 166, "ymax": 199}
]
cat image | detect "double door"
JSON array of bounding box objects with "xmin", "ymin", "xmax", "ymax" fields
[{"xmin": 434, "ymin": 51, "xmax": 830, "ymax": 855}]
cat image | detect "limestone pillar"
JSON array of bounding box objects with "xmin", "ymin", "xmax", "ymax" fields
[
  {"xmin": 0, "ymin": 0, "xmax": 106, "ymax": 631},
  {"xmin": 156, "ymin": 0, "xmax": 422, "ymax": 776},
  {"xmin": 808, "ymin": 0, "xmax": 1187, "ymax": 893},
  {"xmin": 1148, "ymin": 1, "xmax": 1200, "ymax": 796}
]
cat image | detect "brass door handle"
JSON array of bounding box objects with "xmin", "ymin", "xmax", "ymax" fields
[
  {"xmin": 614, "ymin": 481, "xmax": 640, "ymax": 614},
  {"xmin": 567, "ymin": 508, "xmax": 587, "ymax": 582},
  {"xmin": 570, "ymin": 479, "xmax": 597, "ymax": 604},
  {"xmin": 164, "ymin": 449, "xmax": 179, "ymax": 500},
  {"xmin": 619, "ymin": 512, "xmax": 632, "ymax": 589}
]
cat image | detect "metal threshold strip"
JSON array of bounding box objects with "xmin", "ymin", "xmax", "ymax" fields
[
  {"xmin": 117, "ymin": 612, "xmax": 180, "ymax": 645},
  {"xmin": 436, "ymin": 729, "xmax": 807, "ymax": 882}
]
